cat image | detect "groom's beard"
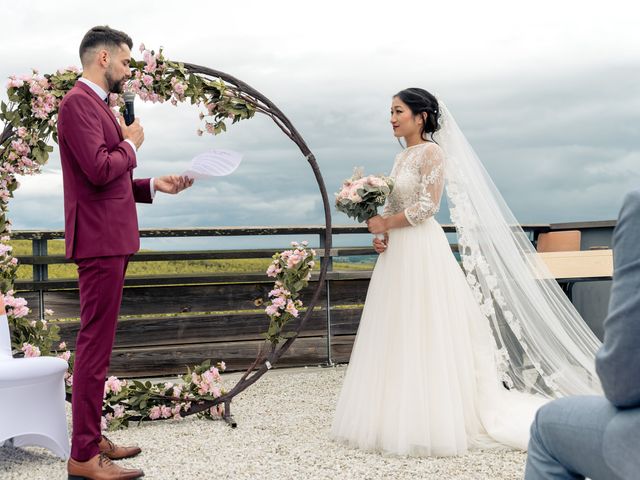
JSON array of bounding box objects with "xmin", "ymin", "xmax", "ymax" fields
[{"xmin": 105, "ymin": 70, "xmax": 126, "ymax": 94}]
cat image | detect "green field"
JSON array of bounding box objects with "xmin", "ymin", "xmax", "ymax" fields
[{"xmin": 10, "ymin": 240, "xmax": 374, "ymax": 280}]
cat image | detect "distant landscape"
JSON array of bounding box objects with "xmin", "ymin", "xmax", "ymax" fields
[{"xmin": 10, "ymin": 240, "xmax": 375, "ymax": 280}]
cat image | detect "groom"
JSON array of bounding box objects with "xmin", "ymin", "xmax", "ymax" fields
[
  {"xmin": 525, "ymin": 188, "xmax": 640, "ymax": 479},
  {"xmin": 58, "ymin": 26, "xmax": 193, "ymax": 479}
]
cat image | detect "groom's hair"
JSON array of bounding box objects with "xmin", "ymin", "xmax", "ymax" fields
[{"xmin": 79, "ymin": 26, "xmax": 133, "ymax": 67}]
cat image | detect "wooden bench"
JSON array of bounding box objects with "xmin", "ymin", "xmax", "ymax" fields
[{"xmin": 538, "ymin": 249, "xmax": 613, "ymax": 300}]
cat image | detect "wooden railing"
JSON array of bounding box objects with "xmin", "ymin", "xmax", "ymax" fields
[{"xmin": 12, "ymin": 222, "xmax": 612, "ymax": 377}]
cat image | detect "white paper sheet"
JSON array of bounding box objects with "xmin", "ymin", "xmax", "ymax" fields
[{"xmin": 183, "ymin": 149, "xmax": 243, "ymax": 179}]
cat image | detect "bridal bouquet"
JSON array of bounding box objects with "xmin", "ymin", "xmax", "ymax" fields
[{"xmin": 335, "ymin": 168, "xmax": 394, "ymax": 223}]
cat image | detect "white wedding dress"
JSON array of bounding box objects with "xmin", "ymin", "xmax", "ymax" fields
[{"xmin": 331, "ymin": 142, "xmax": 548, "ymax": 456}]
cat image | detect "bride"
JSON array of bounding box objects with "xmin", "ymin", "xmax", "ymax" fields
[{"xmin": 330, "ymin": 88, "xmax": 602, "ymax": 456}]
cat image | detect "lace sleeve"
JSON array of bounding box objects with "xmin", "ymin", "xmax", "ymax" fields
[
  {"xmin": 382, "ymin": 200, "xmax": 392, "ymax": 217},
  {"xmin": 404, "ymin": 144, "xmax": 445, "ymax": 226}
]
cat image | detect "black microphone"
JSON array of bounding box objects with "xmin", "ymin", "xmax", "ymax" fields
[{"xmin": 123, "ymin": 92, "xmax": 135, "ymax": 126}]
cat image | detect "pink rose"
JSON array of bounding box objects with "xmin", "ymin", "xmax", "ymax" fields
[
  {"xmin": 6, "ymin": 77, "xmax": 24, "ymax": 88},
  {"xmin": 58, "ymin": 350, "xmax": 71, "ymax": 362},
  {"xmin": 172, "ymin": 385, "xmax": 183, "ymax": 398},
  {"xmin": 173, "ymin": 82, "xmax": 185, "ymax": 96},
  {"xmin": 113, "ymin": 405, "xmax": 126, "ymax": 418},
  {"xmin": 11, "ymin": 140, "xmax": 30, "ymax": 157},
  {"xmin": 202, "ymin": 370, "xmax": 215, "ymax": 385},
  {"xmin": 287, "ymin": 254, "xmax": 302, "ymax": 269},
  {"xmin": 21, "ymin": 343, "xmax": 41, "ymax": 357},
  {"xmin": 285, "ymin": 300, "xmax": 299, "ymax": 318},
  {"xmin": 272, "ymin": 296, "xmax": 286, "ymax": 309},
  {"xmin": 13, "ymin": 305, "xmax": 29, "ymax": 318},
  {"xmin": 149, "ymin": 406, "xmax": 161, "ymax": 420},
  {"xmin": 266, "ymin": 264, "xmax": 278, "ymax": 277},
  {"xmin": 105, "ymin": 376, "xmax": 123, "ymax": 394},
  {"xmin": 209, "ymin": 367, "xmax": 221, "ymax": 381}
]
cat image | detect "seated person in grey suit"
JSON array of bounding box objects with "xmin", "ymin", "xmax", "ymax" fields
[{"xmin": 525, "ymin": 189, "xmax": 640, "ymax": 480}]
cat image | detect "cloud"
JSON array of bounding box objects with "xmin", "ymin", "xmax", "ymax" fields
[{"xmin": 2, "ymin": 0, "xmax": 640, "ymax": 242}]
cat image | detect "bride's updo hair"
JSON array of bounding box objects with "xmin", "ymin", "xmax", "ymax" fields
[{"xmin": 395, "ymin": 88, "xmax": 440, "ymax": 141}]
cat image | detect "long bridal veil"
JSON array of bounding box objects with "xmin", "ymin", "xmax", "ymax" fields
[{"xmin": 435, "ymin": 101, "xmax": 602, "ymax": 398}]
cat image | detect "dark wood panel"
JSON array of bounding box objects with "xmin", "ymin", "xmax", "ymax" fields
[
  {"xmin": 56, "ymin": 308, "xmax": 361, "ymax": 349},
  {"xmin": 329, "ymin": 308, "xmax": 362, "ymax": 335},
  {"xmin": 550, "ymin": 220, "xmax": 616, "ymax": 230},
  {"xmin": 326, "ymin": 279, "xmax": 369, "ymax": 305},
  {"xmin": 21, "ymin": 291, "xmax": 41, "ymax": 321},
  {"xmin": 41, "ymin": 282, "xmax": 329, "ymax": 319},
  {"xmin": 15, "ymin": 272, "xmax": 273, "ymax": 291},
  {"xmin": 330, "ymin": 335, "xmax": 356, "ymax": 364},
  {"xmin": 38, "ymin": 279, "xmax": 372, "ymax": 320},
  {"xmin": 108, "ymin": 336, "xmax": 335, "ymax": 377}
]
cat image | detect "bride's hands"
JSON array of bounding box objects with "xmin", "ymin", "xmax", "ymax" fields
[
  {"xmin": 373, "ymin": 233, "xmax": 388, "ymax": 254},
  {"xmin": 366, "ymin": 215, "xmax": 387, "ymax": 235}
]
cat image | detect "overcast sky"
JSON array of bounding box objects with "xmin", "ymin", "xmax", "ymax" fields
[{"xmin": 1, "ymin": 0, "xmax": 639, "ymax": 249}]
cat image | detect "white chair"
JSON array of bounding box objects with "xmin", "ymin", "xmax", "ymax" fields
[{"xmin": 0, "ymin": 302, "xmax": 70, "ymax": 459}]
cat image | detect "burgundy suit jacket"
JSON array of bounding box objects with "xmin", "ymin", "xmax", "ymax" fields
[{"xmin": 57, "ymin": 81, "xmax": 153, "ymax": 260}]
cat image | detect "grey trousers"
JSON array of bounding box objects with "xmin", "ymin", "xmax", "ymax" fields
[{"xmin": 525, "ymin": 396, "xmax": 623, "ymax": 480}]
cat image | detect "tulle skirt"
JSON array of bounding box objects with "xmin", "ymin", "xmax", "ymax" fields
[{"xmin": 330, "ymin": 218, "xmax": 547, "ymax": 456}]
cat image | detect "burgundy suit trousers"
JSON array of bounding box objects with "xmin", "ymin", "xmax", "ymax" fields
[{"xmin": 71, "ymin": 255, "xmax": 130, "ymax": 461}]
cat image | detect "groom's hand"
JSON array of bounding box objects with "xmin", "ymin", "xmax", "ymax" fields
[
  {"xmin": 119, "ymin": 116, "xmax": 144, "ymax": 150},
  {"xmin": 154, "ymin": 175, "xmax": 194, "ymax": 194}
]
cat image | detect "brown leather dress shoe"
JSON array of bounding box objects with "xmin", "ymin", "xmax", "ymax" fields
[
  {"xmin": 67, "ymin": 452, "xmax": 144, "ymax": 479},
  {"xmin": 99, "ymin": 435, "xmax": 142, "ymax": 460}
]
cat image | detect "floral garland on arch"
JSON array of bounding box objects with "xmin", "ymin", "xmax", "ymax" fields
[{"xmin": 0, "ymin": 45, "xmax": 318, "ymax": 429}]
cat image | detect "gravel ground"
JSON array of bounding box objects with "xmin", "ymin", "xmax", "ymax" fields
[{"xmin": 0, "ymin": 365, "xmax": 527, "ymax": 479}]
